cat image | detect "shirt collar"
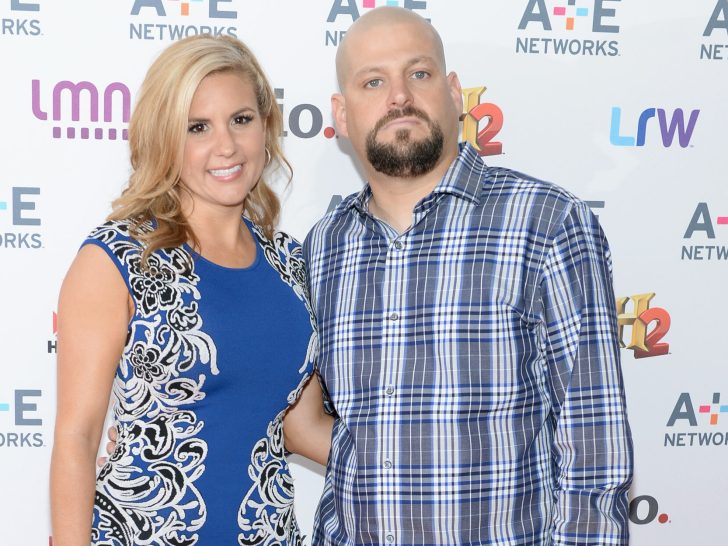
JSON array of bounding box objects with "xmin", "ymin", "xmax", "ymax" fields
[{"xmin": 347, "ymin": 142, "xmax": 485, "ymax": 214}]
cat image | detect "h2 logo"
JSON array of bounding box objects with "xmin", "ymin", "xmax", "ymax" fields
[{"xmin": 616, "ymin": 293, "xmax": 670, "ymax": 359}]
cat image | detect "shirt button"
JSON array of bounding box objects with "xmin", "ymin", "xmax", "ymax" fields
[
  {"xmin": 394, "ymin": 241, "xmax": 403, "ymax": 250},
  {"xmin": 385, "ymin": 386, "xmax": 395, "ymax": 396},
  {"xmin": 385, "ymin": 533, "xmax": 395, "ymax": 543},
  {"xmin": 383, "ymin": 459, "xmax": 392, "ymax": 469},
  {"xmin": 388, "ymin": 312, "xmax": 399, "ymax": 321}
]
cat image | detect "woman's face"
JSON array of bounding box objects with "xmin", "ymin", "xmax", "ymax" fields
[{"xmin": 179, "ymin": 71, "xmax": 266, "ymax": 217}]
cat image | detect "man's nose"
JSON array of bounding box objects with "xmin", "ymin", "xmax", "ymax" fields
[{"xmin": 387, "ymin": 77, "xmax": 413, "ymax": 109}]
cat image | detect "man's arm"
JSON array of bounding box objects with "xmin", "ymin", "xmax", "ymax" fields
[{"xmin": 540, "ymin": 201, "xmax": 633, "ymax": 546}]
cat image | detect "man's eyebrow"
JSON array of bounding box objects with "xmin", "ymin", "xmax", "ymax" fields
[
  {"xmin": 404, "ymin": 56, "xmax": 437, "ymax": 69},
  {"xmin": 352, "ymin": 56, "xmax": 438, "ymax": 81}
]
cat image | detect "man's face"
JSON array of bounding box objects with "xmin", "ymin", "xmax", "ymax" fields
[{"xmin": 333, "ymin": 20, "xmax": 463, "ymax": 178}]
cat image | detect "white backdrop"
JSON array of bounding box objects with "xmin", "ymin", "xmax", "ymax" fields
[{"xmin": 0, "ymin": 0, "xmax": 726, "ymax": 544}]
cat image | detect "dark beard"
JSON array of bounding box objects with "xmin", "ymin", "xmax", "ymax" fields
[{"xmin": 365, "ymin": 106, "xmax": 444, "ymax": 178}]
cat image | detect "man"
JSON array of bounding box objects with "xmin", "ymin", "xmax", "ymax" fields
[{"xmin": 303, "ymin": 6, "xmax": 632, "ymax": 545}]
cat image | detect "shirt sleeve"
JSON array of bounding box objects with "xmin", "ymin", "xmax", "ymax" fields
[{"xmin": 539, "ymin": 200, "xmax": 633, "ymax": 546}]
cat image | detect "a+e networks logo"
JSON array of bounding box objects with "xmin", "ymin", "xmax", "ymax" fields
[
  {"xmin": 325, "ymin": 0, "xmax": 428, "ymax": 47},
  {"xmin": 701, "ymin": 0, "xmax": 728, "ymax": 60},
  {"xmin": 129, "ymin": 0, "xmax": 238, "ymax": 41},
  {"xmin": 682, "ymin": 202, "xmax": 728, "ymax": 261},
  {"xmin": 0, "ymin": 186, "xmax": 42, "ymax": 249},
  {"xmin": 616, "ymin": 293, "xmax": 670, "ymax": 359},
  {"xmin": 665, "ymin": 392, "xmax": 728, "ymax": 448},
  {"xmin": 517, "ymin": 0, "xmax": 620, "ymax": 57},
  {"xmin": 0, "ymin": 389, "xmax": 44, "ymax": 448},
  {"xmin": 1, "ymin": 0, "xmax": 41, "ymax": 37}
]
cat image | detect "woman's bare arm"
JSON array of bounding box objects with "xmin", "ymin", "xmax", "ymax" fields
[{"xmin": 50, "ymin": 244, "xmax": 131, "ymax": 545}]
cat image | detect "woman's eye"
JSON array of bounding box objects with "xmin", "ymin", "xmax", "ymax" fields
[
  {"xmin": 187, "ymin": 123, "xmax": 206, "ymax": 134},
  {"xmin": 234, "ymin": 114, "xmax": 254, "ymax": 125}
]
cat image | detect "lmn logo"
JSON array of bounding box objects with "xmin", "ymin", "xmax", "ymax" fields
[{"xmin": 31, "ymin": 80, "xmax": 131, "ymax": 140}]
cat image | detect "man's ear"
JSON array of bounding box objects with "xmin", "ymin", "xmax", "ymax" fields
[
  {"xmin": 331, "ymin": 93, "xmax": 349, "ymax": 139},
  {"xmin": 447, "ymin": 71, "xmax": 464, "ymax": 114}
]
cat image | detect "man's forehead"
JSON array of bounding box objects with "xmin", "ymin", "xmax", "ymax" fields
[{"xmin": 337, "ymin": 19, "xmax": 445, "ymax": 86}]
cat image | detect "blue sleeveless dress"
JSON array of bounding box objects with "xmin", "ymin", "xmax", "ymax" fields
[{"xmin": 85, "ymin": 218, "xmax": 316, "ymax": 546}]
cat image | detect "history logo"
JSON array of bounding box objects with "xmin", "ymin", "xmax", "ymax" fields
[
  {"xmin": 0, "ymin": 0, "xmax": 41, "ymax": 37},
  {"xmin": 324, "ymin": 0, "xmax": 429, "ymax": 47},
  {"xmin": 682, "ymin": 202, "xmax": 728, "ymax": 261},
  {"xmin": 0, "ymin": 186, "xmax": 42, "ymax": 250},
  {"xmin": 700, "ymin": 0, "xmax": 728, "ymax": 60},
  {"xmin": 129, "ymin": 0, "xmax": 238, "ymax": 41},
  {"xmin": 47, "ymin": 311, "xmax": 57, "ymax": 354},
  {"xmin": 516, "ymin": 0, "xmax": 620, "ymax": 57}
]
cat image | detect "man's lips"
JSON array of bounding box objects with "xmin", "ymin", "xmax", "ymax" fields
[{"xmin": 382, "ymin": 117, "xmax": 422, "ymax": 130}]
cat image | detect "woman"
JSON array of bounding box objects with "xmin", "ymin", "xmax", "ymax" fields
[{"xmin": 50, "ymin": 35, "xmax": 331, "ymax": 546}]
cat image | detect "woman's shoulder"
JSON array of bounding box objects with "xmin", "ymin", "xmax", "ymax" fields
[
  {"xmin": 85, "ymin": 218, "xmax": 154, "ymax": 246},
  {"xmin": 247, "ymin": 220, "xmax": 307, "ymax": 290}
]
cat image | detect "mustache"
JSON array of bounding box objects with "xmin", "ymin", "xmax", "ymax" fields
[{"xmin": 372, "ymin": 106, "xmax": 432, "ymax": 134}]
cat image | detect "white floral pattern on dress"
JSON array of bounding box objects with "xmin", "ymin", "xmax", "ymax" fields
[{"xmin": 91, "ymin": 220, "xmax": 215, "ymax": 546}]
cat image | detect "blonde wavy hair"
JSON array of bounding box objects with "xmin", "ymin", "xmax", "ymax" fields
[{"xmin": 109, "ymin": 34, "xmax": 290, "ymax": 266}]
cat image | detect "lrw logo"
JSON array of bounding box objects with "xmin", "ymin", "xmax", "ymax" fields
[
  {"xmin": 609, "ymin": 107, "xmax": 699, "ymax": 148},
  {"xmin": 31, "ymin": 80, "xmax": 131, "ymax": 141}
]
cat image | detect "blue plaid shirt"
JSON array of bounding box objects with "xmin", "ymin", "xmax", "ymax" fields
[{"xmin": 304, "ymin": 143, "xmax": 633, "ymax": 546}]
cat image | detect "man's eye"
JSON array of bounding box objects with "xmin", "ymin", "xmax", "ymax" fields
[
  {"xmin": 187, "ymin": 122, "xmax": 206, "ymax": 134},
  {"xmin": 411, "ymin": 71, "xmax": 429, "ymax": 80},
  {"xmin": 365, "ymin": 79, "xmax": 383, "ymax": 89}
]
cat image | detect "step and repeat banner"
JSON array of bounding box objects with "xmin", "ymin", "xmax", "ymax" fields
[{"xmin": 0, "ymin": 0, "xmax": 725, "ymax": 544}]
